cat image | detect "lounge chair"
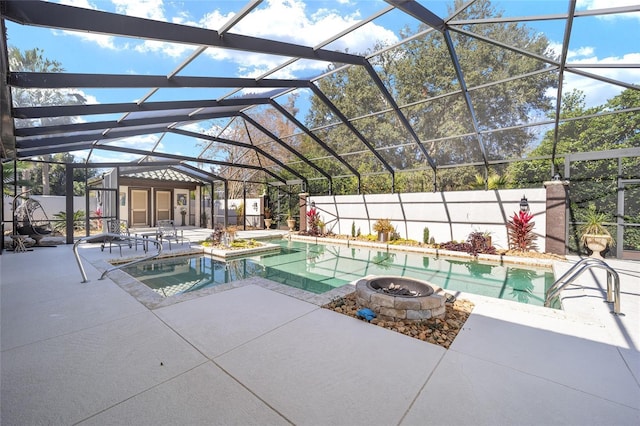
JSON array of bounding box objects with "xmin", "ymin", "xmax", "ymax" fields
[{"xmin": 102, "ymin": 219, "xmax": 137, "ymax": 255}]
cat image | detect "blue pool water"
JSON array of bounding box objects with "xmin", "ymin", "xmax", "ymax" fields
[{"xmin": 121, "ymin": 240, "xmax": 555, "ymax": 306}]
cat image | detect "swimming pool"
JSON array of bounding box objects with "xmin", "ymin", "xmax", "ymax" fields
[{"xmin": 121, "ymin": 239, "xmax": 556, "ymax": 307}]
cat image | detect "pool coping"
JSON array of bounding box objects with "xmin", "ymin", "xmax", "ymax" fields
[
  {"xmin": 89, "ymin": 235, "xmax": 561, "ymax": 312},
  {"xmin": 88, "ymin": 247, "xmax": 355, "ymax": 310}
]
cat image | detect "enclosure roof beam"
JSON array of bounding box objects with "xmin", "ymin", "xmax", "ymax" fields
[
  {"xmin": 307, "ymin": 83, "xmax": 395, "ymax": 181},
  {"xmin": 167, "ymin": 128, "xmax": 307, "ymax": 185},
  {"xmin": 69, "ymin": 161, "xmax": 181, "ymax": 169},
  {"xmin": 13, "ymin": 98, "xmax": 271, "ymax": 119},
  {"xmin": 442, "ymin": 30, "xmax": 490, "ymax": 176},
  {"xmin": 384, "ymin": 0, "xmax": 446, "ymax": 32},
  {"xmin": 0, "ymin": 18, "xmax": 15, "ymax": 159},
  {"xmin": 361, "ymin": 60, "xmax": 437, "ymax": 172},
  {"xmin": 16, "ymin": 125, "xmax": 172, "ymax": 149},
  {"xmin": 95, "ymin": 145, "xmax": 288, "ymax": 184},
  {"xmin": 240, "ymin": 113, "xmax": 332, "ymax": 186},
  {"xmin": 2, "ymin": 0, "xmax": 364, "ymax": 66},
  {"xmin": 8, "ymin": 72, "xmax": 309, "ymax": 90},
  {"xmin": 15, "ymin": 111, "xmax": 242, "ymax": 137},
  {"xmin": 172, "ymin": 162, "xmax": 228, "ymax": 183},
  {"xmin": 551, "ymin": 0, "xmax": 577, "ymax": 178},
  {"xmin": 268, "ymin": 100, "xmax": 361, "ymax": 182}
]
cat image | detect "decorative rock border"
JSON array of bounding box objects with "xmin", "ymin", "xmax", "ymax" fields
[
  {"xmin": 202, "ymin": 242, "xmax": 281, "ymax": 259},
  {"xmin": 356, "ymin": 275, "xmax": 446, "ymax": 321}
]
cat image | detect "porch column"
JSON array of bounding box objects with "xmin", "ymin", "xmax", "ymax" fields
[
  {"xmin": 298, "ymin": 192, "xmax": 308, "ymax": 232},
  {"xmin": 65, "ymin": 164, "xmax": 74, "ymax": 244},
  {"xmin": 544, "ymin": 180, "xmax": 569, "ymax": 255},
  {"xmin": 260, "ymin": 194, "xmax": 267, "ymax": 229}
]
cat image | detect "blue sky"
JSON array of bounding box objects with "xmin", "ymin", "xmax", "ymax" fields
[{"xmin": 6, "ymin": 0, "xmax": 640, "ymax": 163}]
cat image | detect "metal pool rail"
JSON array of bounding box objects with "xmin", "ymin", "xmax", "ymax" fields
[
  {"xmin": 545, "ymin": 258, "xmax": 622, "ymax": 315},
  {"xmin": 73, "ymin": 233, "xmax": 163, "ymax": 283}
]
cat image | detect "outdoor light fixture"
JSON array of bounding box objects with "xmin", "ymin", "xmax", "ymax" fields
[
  {"xmin": 311, "ymin": 201, "xmax": 316, "ymax": 208},
  {"xmin": 252, "ymin": 202, "xmax": 258, "ymax": 212},
  {"xmin": 520, "ymin": 196, "xmax": 529, "ymax": 212},
  {"xmin": 552, "ymin": 173, "xmax": 561, "ymax": 181}
]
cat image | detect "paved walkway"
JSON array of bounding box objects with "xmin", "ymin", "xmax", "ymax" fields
[{"xmin": 1, "ymin": 235, "xmax": 638, "ymax": 425}]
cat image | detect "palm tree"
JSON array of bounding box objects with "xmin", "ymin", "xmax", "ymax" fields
[{"xmin": 9, "ymin": 47, "xmax": 86, "ymax": 195}]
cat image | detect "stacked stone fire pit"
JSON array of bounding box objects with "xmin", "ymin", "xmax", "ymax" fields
[{"xmin": 355, "ymin": 276, "xmax": 446, "ymax": 321}]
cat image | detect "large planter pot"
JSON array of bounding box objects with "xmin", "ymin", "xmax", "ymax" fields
[
  {"xmin": 287, "ymin": 219, "xmax": 296, "ymax": 231},
  {"xmin": 264, "ymin": 218, "xmax": 273, "ymax": 229},
  {"xmin": 378, "ymin": 231, "xmax": 389, "ymax": 242},
  {"xmin": 583, "ymin": 234, "xmax": 611, "ymax": 259}
]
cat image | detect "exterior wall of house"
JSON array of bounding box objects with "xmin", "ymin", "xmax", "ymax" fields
[{"xmin": 119, "ymin": 185, "xmax": 129, "ymax": 224}]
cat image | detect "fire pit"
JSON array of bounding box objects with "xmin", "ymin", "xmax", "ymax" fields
[{"xmin": 356, "ymin": 276, "xmax": 446, "ymax": 321}]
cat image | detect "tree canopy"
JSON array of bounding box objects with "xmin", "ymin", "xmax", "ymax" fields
[
  {"xmin": 8, "ymin": 47, "xmax": 94, "ymax": 195},
  {"xmin": 301, "ymin": 0, "xmax": 556, "ymax": 194}
]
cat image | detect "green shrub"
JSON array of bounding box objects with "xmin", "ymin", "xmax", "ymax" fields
[
  {"xmin": 423, "ymin": 227, "xmax": 430, "ymax": 244},
  {"xmin": 52, "ymin": 210, "xmax": 85, "ymax": 233}
]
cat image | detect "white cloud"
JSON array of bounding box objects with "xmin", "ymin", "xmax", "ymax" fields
[
  {"xmin": 53, "ymin": 29, "xmax": 119, "ymax": 50},
  {"xmin": 577, "ymin": 0, "xmax": 640, "ymax": 21},
  {"xmin": 134, "ymin": 41, "xmax": 195, "ymax": 59},
  {"xmin": 56, "ymin": 0, "xmax": 119, "ymax": 49},
  {"xmin": 111, "ymin": 0, "xmax": 166, "ymax": 21},
  {"xmin": 199, "ymin": 0, "xmax": 398, "ymax": 77},
  {"xmin": 53, "ymin": 0, "xmax": 398, "ymax": 75},
  {"xmin": 58, "ymin": 0, "xmax": 98, "ymax": 10},
  {"xmin": 565, "ymin": 52, "xmax": 640, "ymax": 106},
  {"xmin": 545, "ymin": 41, "xmax": 640, "ymax": 107},
  {"xmin": 102, "ymin": 134, "xmax": 161, "ymax": 151},
  {"xmin": 56, "ymin": 0, "xmax": 176, "ymax": 56},
  {"xmin": 567, "ymin": 46, "xmax": 595, "ymax": 59}
]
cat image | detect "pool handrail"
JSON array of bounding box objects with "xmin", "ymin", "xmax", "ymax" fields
[
  {"xmin": 545, "ymin": 257, "xmax": 621, "ymax": 315},
  {"xmin": 73, "ymin": 233, "xmax": 163, "ymax": 283}
]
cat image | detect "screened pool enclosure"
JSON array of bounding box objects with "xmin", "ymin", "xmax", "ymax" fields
[{"xmin": 1, "ymin": 0, "xmax": 638, "ymax": 256}]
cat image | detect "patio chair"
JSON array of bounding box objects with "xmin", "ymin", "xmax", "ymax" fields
[
  {"xmin": 14, "ymin": 194, "xmax": 53, "ymax": 246},
  {"xmin": 157, "ymin": 219, "xmax": 187, "ymax": 250},
  {"xmin": 102, "ymin": 219, "xmax": 137, "ymax": 255}
]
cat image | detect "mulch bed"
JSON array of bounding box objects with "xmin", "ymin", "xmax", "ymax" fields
[{"xmin": 323, "ymin": 293, "xmax": 474, "ymax": 349}]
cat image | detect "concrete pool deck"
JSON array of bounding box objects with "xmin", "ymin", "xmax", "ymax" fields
[{"xmin": 1, "ymin": 231, "xmax": 639, "ymax": 425}]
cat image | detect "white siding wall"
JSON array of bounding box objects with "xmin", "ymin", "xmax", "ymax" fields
[{"xmin": 310, "ymin": 189, "xmax": 546, "ymax": 252}]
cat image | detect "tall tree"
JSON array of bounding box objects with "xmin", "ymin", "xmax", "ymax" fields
[
  {"xmin": 197, "ymin": 95, "xmax": 302, "ymax": 199},
  {"xmin": 304, "ymin": 0, "xmax": 556, "ymax": 193},
  {"xmin": 9, "ymin": 47, "xmax": 86, "ymax": 194},
  {"xmin": 508, "ymin": 88, "xmax": 640, "ymax": 187}
]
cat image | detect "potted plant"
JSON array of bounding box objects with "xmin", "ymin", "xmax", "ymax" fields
[
  {"xmin": 180, "ymin": 207, "xmax": 187, "ymax": 226},
  {"xmin": 579, "ymin": 204, "xmax": 612, "ymax": 258},
  {"xmin": 373, "ymin": 218, "xmax": 394, "ymax": 242},
  {"xmin": 286, "ymin": 209, "xmax": 296, "ymax": 231},
  {"xmin": 264, "ymin": 206, "xmax": 273, "ymax": 229}
]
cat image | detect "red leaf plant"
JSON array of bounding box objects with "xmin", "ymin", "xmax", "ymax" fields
[
  {"xmin": 306, "ymin": 207, "xmax": 321, "ymax": 236},
  {"xmin": 507, "ymin": 211, "xmax": 538, "ymax": 252}
]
